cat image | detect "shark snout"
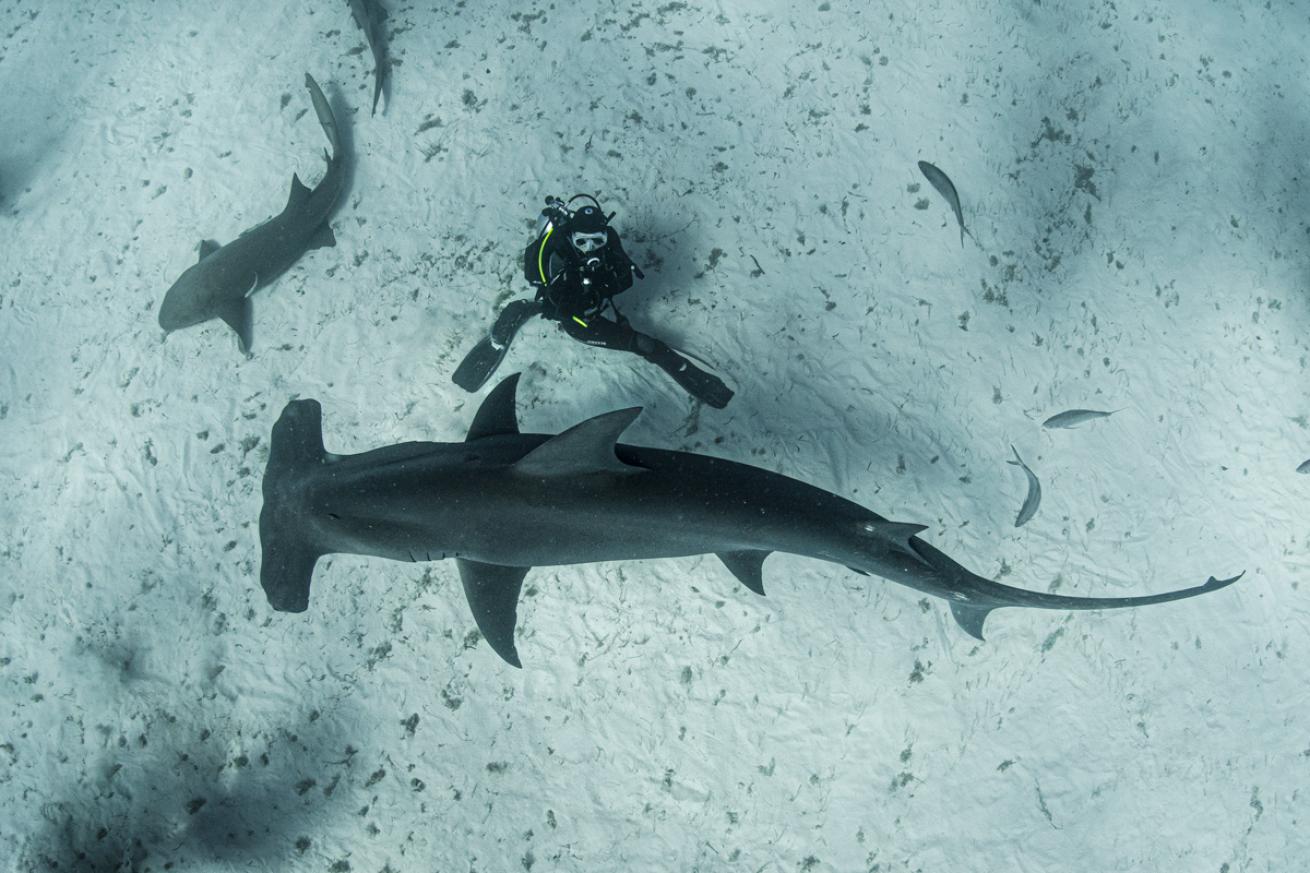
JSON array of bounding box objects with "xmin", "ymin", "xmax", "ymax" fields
[
  {"xmin": 157, "ymin": 280, "xmax": 189, "ymax": 330},
  {"xmin": 158, "ymin": 269, "xmax": 210, "ymax": 332}
]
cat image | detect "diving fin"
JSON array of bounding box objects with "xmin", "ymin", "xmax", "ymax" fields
[
  {"xmin": 456, "ymin": 559, "xmax": 531, "ymax": 668},
  {"xmin": 670, "ymin": 361, "xmax": 733, "ymax": 409},
  {"xmin": 649, "ymin": 349, "xmax": 734, "ymax": 409},
  {"xmin": 452, "ymin": 300, "xmax": 540, "ymax": 393},
  {"xmin": 453, "ymin": 337, "xmax": 509, "ymax": 393}
]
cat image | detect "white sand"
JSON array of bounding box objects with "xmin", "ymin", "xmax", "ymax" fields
[{"xmin": 1, "ymin": 1, "xmax": 1306, "ymax": 870}]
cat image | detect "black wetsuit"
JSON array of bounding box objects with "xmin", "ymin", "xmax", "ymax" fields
[{"xmin": 485, "ymin": 208, "xmax": 732, "ymax": 408}]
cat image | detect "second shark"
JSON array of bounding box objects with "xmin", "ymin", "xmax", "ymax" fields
[{"xmin": 157, "ymin": 74, "xmax": 344, "ymax": 354}]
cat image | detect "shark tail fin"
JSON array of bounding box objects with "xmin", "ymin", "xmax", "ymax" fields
[
  {"xmin": 954, "ymin": 570, "xmax": 1245, "ymax": 632},
  {"xmin": 259, "ymin": 399, "xmax": 327, "ymax": 612}
]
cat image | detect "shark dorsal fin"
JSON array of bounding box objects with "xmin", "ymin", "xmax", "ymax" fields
[
  {"xmin": 466, "ymin": 374, "xmax": 521, "ymax": 441},
  {"xmin": 456, "ymin": 559, "xmax": 529, "ymax": 667},
  {"xmin": 512, "ymin": 407, "xmax": 644, "ymax": 478},
  {"xmin": 287, "ymin": 173, "xmax": 312, "ymax": 208},
  {"xmin": 198, "ymin": 239, "xmax": 221, "ymax": 261}
]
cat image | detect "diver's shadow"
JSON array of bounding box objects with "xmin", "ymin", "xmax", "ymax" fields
[
  {"xmin": 23, "ymin": 701, "xmax": 369, "ymax": 869},
  {"xmin": 610, "ymin": 209, "xmax": 707, "ymax": 344}
]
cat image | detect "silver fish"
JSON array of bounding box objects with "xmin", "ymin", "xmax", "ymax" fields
[
  {"xmin": 1042, "ymin": 408, "xmax": 1119, "ymax": 429},
  {"xmin": 917, "ymin": 160, "xmax": 968, "ymax": 247},
  {"xmin": 1007, "ymin": 445, "xmax": 1042, "ymax": 528},
  {"xmin": 1297, "ymin": 459, "xmax": 1310, "ymax": 474}
]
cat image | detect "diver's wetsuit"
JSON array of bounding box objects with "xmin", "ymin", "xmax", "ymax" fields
[{"xmin": 483, "ymin": 202, "xmax": 732, "ymax": 408}]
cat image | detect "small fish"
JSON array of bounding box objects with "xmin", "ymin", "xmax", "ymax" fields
[
  {"xmin": 1007, "ymin": 445, "xmax": 1042, "ymax": 528},
  {"xmin": 1297, "ymin": 459, "xmax": 1310, "ymax": 474},
  {"xmin": 1042, "ymin": 408, "xmax": 1120, "ymax": 429},
  {"xmin": 917, "ymin": 160, "xmax": 969, "ymax": 247}
]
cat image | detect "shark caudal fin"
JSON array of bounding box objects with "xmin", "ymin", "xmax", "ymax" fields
[
  {"xmin": 259, "ymin": 399, "xmax": 327, "ymax": 612},
  {"xmin": 839, "ymin": 521, "xmax": 1242, "ymax": 640},
  {"xmin": 949, "ymin": 571, "xmax": 1244, "ymax": 641}
]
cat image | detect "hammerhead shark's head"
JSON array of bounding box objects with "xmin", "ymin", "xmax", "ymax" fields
[
  {"xmin": 259, "ymin": 375, "xmax": 1241, "ymax": 667},
  {"xmin": 157, "ymin": 74, "xmax": 344, "ymax": 354}
]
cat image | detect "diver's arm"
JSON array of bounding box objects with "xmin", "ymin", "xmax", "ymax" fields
[{"xmin": 608, "ymin": 235, "xmax": 645, "ymax": 282}]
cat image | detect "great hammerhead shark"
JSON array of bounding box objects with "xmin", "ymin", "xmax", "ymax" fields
[
  {"xmin": 259, "ymin": 375, "xmax": 1240, "ymax": 667},
  {"xmin": 157, "ymin": 74, "xmax": 344, "ymax": 353}
]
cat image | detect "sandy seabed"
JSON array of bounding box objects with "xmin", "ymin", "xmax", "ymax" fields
[{"xmin": 1, "ymin": 1, "xmax": 1306, "ymax": 870}]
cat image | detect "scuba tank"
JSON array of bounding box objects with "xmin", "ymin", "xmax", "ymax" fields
[{"xmin": 525, "ymin": 193, "xmax": 615, "ymax": 289}]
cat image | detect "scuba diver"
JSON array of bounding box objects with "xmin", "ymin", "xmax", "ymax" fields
[{"xmin": 452, "ymin": 194, "xmax": 734, "ymax": 409}]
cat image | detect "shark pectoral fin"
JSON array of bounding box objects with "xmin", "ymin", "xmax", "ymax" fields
[
  {"xmin": 716, "ymin": 550, "xmax": 770, "ymax": 596},
  {"xmin": 465, "ymin": 374, "xmax": 522, "ymax": 441},
  {"xmin": 457, "ymin": 559, "xmax": 530, "ymax": 668},
  {"xmin": 512, "ymin": 407, "xmax": 645, "ymax": 477},
  {"xmin": 198, "ymin": 239, "xmax": 221, "ymax": 260},
  {"xmin": 219, "ymin": 295, "xmax": 253, "ymax": 353},
  {"xmin": 950, "ymin": 601, "xmax": 995, "ymax": 640},
  {"xmin": 287, "ymin": 173, "xmax": 313, "ymax": 209},
  {"xmin": 308, "ymin": 222, "xmax": 337, "ymax": 250}
]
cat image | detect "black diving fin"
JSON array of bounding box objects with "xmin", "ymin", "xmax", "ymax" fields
[{"xmin": 452, "ymin": 299, "xmax": 540, "ymax": 393}]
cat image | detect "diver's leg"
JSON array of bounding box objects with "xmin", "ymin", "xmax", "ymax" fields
[
  {"xmin": 557, "ymin": 316, "xmax": 733, "ymax": 408},
  {"xmin": 636, "ymin": 334, "xmax": 734, "ymax": 408},
  {"xmin": 556, "ymin": 312, "xmax": 632, "ymax": 348},
  {"xmin": 490, "ymin": 298, "xmax": 542, "ymax": 348},
  {"xmin": 452, "ymin": 298, "xmax": 541, "ymax": 392}
]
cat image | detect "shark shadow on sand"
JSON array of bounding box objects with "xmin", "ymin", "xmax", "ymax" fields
[{"xmin": 20, "ymin": 706, "xmax": 363, "ymax": 870}]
